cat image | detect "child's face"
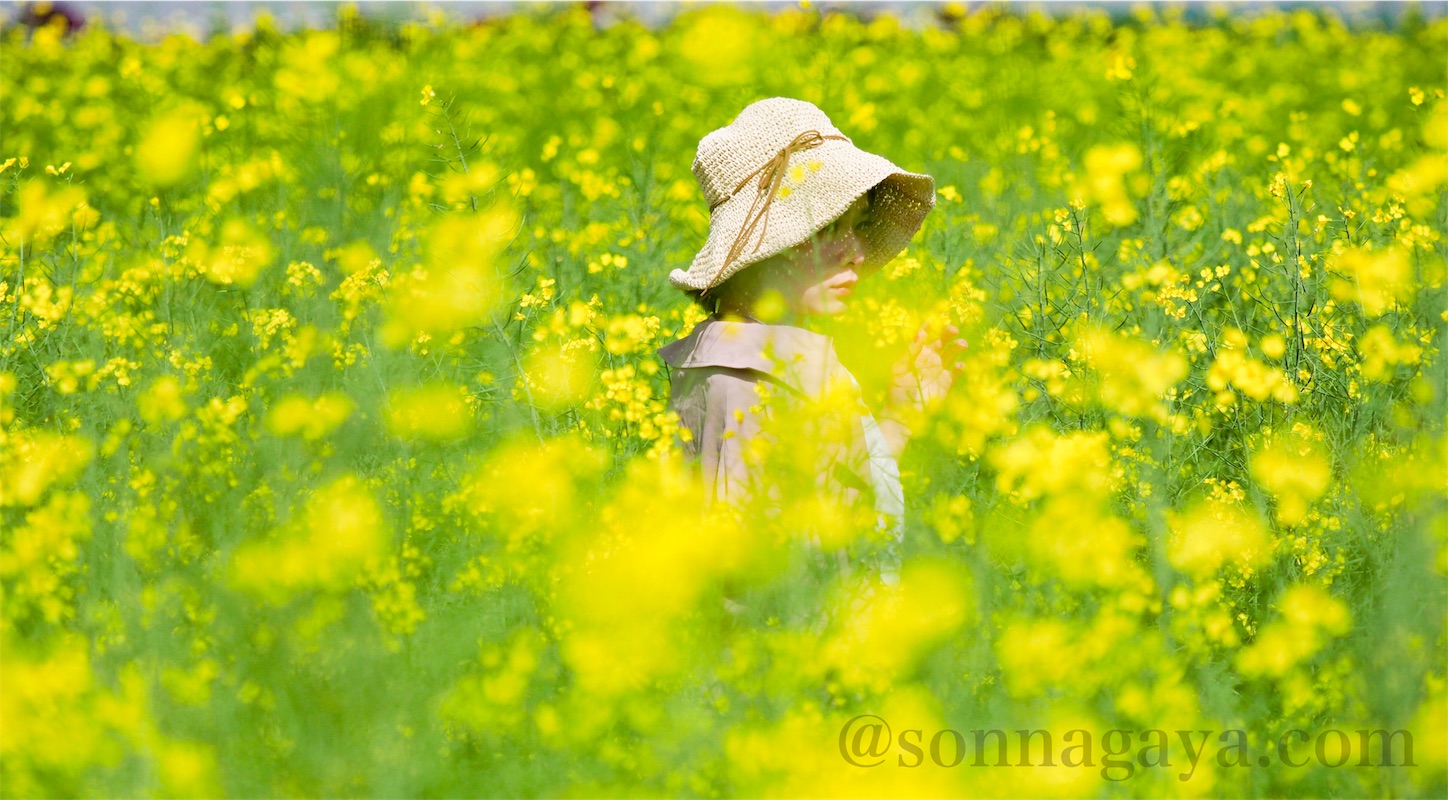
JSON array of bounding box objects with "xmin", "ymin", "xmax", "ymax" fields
[{"xmin": 782, "ymin": 192, "xmax": 872, "ymax": 316}]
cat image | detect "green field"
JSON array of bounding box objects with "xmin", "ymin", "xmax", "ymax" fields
[{"xmin": 2, "ymin": 3, "xmax": 1446, "ymax": 797}]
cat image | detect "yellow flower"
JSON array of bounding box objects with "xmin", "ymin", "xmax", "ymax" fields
[
  {"xmin": 1250, "ymin": 426, "xmax": 1331, "ymax": 526},
  {"xmin": 1073, "ymin": 325, "xmax": 1188, "ymax": 422},
  {"xmin": 6, "ymin": 181, "xmax": 97, "ymax": 245},
  {"xmin": 266, "ymin": 391, "xmax": 355, "ymax": 440},
  {"xmin": 138, "ymin": 376, "xmax": 188, "ymax": 424},
  {"xmin": 821, "ymin": 560, "xmax": 975, "ymax": 690},
  {"xmin": 1260, "ymin": 333, "xmax": 1286, "ymax": 360},
  {"xmin": 187, "ymin": 218, "xmax": 275, "ymax": 288},
  {"xmin": 1206, "ymin": 349, "xmax": 1298, "ymax": 404},
  {"xmin": 1167, "ymin": 497, "xmax": 1270, "ymax": 579},
  {"xmin": 136, "ymin": 107, "xmax": 202, "ymax": 186},
  {"xmin": 1072, "ymin": 143, "xmax": 1142, "ymax": 226},
  {"xmin": 1105, "ymin": 51, "xmax": 1135, "ymax": 81},
  {"xmin": 1328, "ymin": 245, "xmax": 1413, "ymax": 317},
  {"xmin": 0, "ymin": 432, "xmax": 95, "ymax": 508},
  {"xmin": 1357, "ymin": 324, "xmax": 1422, "ymax": 382},
  {"xmin": 1237, "ymin": 585, "xmax": 1350, "ymax": 677},
  {"xmin": 522, "ymin": 340, "xmax": 597, "ymax": 411},
  {"xmin": 379, "ymin": 205, "xmax": 518, "ymax": 348},
  {"xmin": 229, "ymin": 475, "xmax": 390, "ymax": 603},
  {"xmin": 387, "ymin": 383, "xmax": 473, "ymax": 442},
  {"xmin": 991, "ymin": 426, "xmax": 1116, "ymax": 502}
]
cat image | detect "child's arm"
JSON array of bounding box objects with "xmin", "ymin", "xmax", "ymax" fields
[{"xmin": 874, "ymin": 412, "xmax": 913, "ymax": 461}]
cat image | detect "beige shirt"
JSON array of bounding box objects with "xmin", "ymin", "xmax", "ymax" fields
[{"xmin": 657, "ymin": 317, "xmax": 905, "ymax": 553}]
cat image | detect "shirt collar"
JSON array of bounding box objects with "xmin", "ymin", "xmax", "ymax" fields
[{"xmin": 656, "ymin": 317, "xmax": 850, "ymax": 401}]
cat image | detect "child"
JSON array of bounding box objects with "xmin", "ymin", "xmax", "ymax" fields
[{"xmin": 656, "ymin": 97, "xmax": 967, "ymax": 585}]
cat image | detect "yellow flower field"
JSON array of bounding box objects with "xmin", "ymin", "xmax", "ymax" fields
[{"xmin": 2, "ymin": 3, "xmax": 1446, "ymax": 797}]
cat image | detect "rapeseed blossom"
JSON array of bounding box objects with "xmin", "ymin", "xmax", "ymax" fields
[
  {"xmin": 1328, "ymin": 244, "xmax": 1414, "ymax": 317},
  {"xmin": 1, "ymin": 5, "xmax": 1443, "ymax": 797},
  {"xmin": 1237, "ymin": 584, "xmax": 1351, "ymax": 678},
  {"xmin": 229, "ymin": 475, "xmax": 391, "ymax": 603},
  {"xmin": 135, "ymin": 107, "xmax": 202, "ymax": 186},
  {"xmin": 1167, "ymin": 498, "xmax": 1271, "ymax": 579},
  {"xmin": 1250, "ymin": 426, "xmax": 1332, "ymax": 526},
  {"xmin": 387, "ymin": 382, "xmax": 473, "ymax": 441},
  {"xmin": 266, "ymin": 391, "xmax": 355, "ymax": 440}
]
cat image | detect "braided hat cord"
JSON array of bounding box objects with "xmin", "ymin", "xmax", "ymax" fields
[{"xmin": 705, "ymin": 130, "xmax": 849, "ymax": 292}]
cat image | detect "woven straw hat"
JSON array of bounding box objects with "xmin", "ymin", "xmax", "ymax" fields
[{"xmin": 669, "ymin": 97, "xmax": 935, "ymax": 295}]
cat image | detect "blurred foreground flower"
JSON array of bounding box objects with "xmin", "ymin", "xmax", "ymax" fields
[
  {"xmin": 1167, "ymin": 497, "xmax": 1271, "ymax": 579},
  {"xmin": 1250, "ymin": 425, "xmax": 1332, "ymax": 526},
  {"xmin": 0, "ymin": 431, "xmax": 94, "ymax": 508},
  {"xmin": 822, "ymin": 559, "xmax": 975, "ymax": 692},
  {"xmin": 1328, "ymin": 245, "xmax": 1414, "ymax": 317},
  {"xmin": 1072, "ymin": 325, "xmax": 1187, "ymax": 423},
  {"xmin": 522, "ymin": 341, "xmax": 597, "ymax": 411},
  {"xmin": 185, "ymin": 218, "xmax": 275, "ymax": 288},
  {"xmin": 1357, "ymin": 324, "xmax": 1424, "ymax": 382},
  {"xmin": 1237, "ymin": 584, "xmax": 1351, "ymax": 678},
  {"xmin": 135, "ymin": 107, "xmax": 202, "ymax": 186},
  {"xmin": 1073, "ymin": 143, "xmax": 1142, "ymax": 227},
  {"xmin": 267, "ymin": 391, "xmax": 355, "ymax": 440},
  {"xmin": 4, "ymin": 181, "xmax": 99, "ymax": 247},
  {"xmin": 387, "ymin": 383, "xmax": 473, "ymax": 442},
  {"xmin": 380, "ymin": 205, "xmax": 519, "ymax": 348},
  {"xmin": 229, "ymin": 475, "xmax": 391, "ymax": 604}
]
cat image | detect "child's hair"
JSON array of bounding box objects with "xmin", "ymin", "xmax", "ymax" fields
[{"xmin": 685, "ymin": 288, "xmax": 718, "ymax": 316}]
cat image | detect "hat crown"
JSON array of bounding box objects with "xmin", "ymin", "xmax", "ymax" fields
[{"xmin": 692, "ymin": 97, "xmax": 851, "ymax": 211}]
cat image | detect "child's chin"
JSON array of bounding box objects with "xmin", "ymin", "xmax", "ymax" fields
[{"xmin": 802, "ymin": 298, "xmax": 848, "ymax": 316}]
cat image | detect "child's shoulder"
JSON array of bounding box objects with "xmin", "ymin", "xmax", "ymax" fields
[
  {"xmin": 657, "ymin": 318, "xmax": 772, "ymax": 373},
  {"xmin": 657, "ymin": 318, "xmax": 847, "ymax": 403}
]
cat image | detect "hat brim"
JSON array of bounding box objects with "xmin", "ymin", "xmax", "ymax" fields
[{"xmin": 669, "ymin": 140, "xmax": 935, "ymax": 293}]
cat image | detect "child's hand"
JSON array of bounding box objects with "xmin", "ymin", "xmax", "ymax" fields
[{"xmin": 885, "ymin": 319, "xmax": 969, "ymax": 429}]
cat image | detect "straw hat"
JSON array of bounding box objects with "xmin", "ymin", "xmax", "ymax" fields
[{"xmin": 669, "ymin": 97, "xmax": 936, "ymax": 295}]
